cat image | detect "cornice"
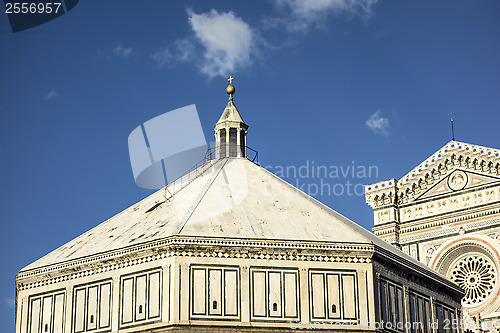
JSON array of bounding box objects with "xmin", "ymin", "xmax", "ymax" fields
[{"xmin": 17, "ymin": 236, "xmax": 375, "ymax": 290}]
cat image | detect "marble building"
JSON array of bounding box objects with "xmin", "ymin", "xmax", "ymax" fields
[
  {"xmin": 365, "ymin": 141, "xmax": 500, "ymax": 332},
  {"xmin": 16, "ymin": 83, "xmax": 463, "ymax": 333}
]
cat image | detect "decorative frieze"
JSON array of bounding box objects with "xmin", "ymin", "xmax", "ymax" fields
[
  {"xmin": 17, "ymin": 243, "xmax": 373, "ymax": 291},
  {"xmin": 399, "ymin": 216, "xmax": 500, "ymax": 244},
  {"xmin": 399, "ymin": 187, "xmax": 499, "ymax": 223},
  {"xmin": 18, "ymin": 237, "xmax": 374, "ymax": 282}
]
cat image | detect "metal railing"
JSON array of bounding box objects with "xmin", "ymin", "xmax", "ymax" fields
[{"xmin": 164, "ymin": 144, "xmax": 258, "ymax": 200}]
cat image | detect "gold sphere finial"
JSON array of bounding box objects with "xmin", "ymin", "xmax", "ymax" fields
[
  {"xmin": 226, "ymin": 84, "xmax": 235, "ymax": 95},
  {"xmin": 226, "ymin": 75, "xmax": 235, "ymax": 96}
]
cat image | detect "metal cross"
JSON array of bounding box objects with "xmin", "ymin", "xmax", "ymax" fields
[
  {"xmin": 228, "ymin": 76, "xmax": 234, "ymax": 84},
  {"xmin": 448, "ymin": 112, "xmax": 455, "ymax": 141}
]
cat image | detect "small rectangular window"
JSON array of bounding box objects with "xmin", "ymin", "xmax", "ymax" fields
[
  {"xmin": 28, "ymin": 290, "xmax": 65, "ymax": 333},
  {"xmin": 190, "ymin": 266, "xmax": 240, "ymax": 320},
  {"xmin": 73, "ymin": 280, "xmax": 112, "ymax": 332},
  {"xmin": 250, "ymin": 268, "xmax": 299, "ymax": 321},
  {"xmin": 119, "ymin": 269, "xmax": 162, "ymax": 329}
]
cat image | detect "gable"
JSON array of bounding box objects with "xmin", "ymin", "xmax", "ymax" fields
[
  {"xmin": 396, "ymin": 141, "xmax": 500, "ymax": 204},
  {"xmin": 415, "ymin": 169, "xmax": 500, "ymax": 202}
]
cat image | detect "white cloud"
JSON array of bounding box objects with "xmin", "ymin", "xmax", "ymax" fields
[
  {"xmin": 151, "ymin": 48, "xmax": 173, "ymax": 68},
  {"xmin": 113, "ymin": 44, "xmax": 133, "ymax": 57},
  {"xmin": 187, "ymin": 9, "xmax": 256, "ymax": 78},
  {"xmin": 152, "ymin": 39, "xmax": 195, "ymax": 68},
  {"xmin": 366, "ymin": 110, "xmax": 389, "ymax": 136},
  {"xmin": 43, "ymin": 90, "xmax": 58, "ymax": 101},
  {"xmin": 274, "ymin": 0, "xmax": 378, "ymax": 32},
  {"xmin": 174, "ymin": 39, "xmax": 195, "ymax": 62},
  {"xmin": 152, "ymin": 10, "xmax": 256, "ymax": 77},
  {"xmin": 4, "ymin": 298, "xmax": 15, "ymax": 307}
]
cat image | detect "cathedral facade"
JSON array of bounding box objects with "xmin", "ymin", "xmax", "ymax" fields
[
  {"xmin": 366, "ymin": 141, "xmax": 500, "ymax": 332},
  {"xmin": 17, "ymin": 84, "xmax": 463, "ymax": 333}
]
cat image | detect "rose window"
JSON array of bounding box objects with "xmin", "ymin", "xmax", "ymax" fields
[{"xmin": 450, "ymin": 255, "xmax": 496, "ymax": 306}]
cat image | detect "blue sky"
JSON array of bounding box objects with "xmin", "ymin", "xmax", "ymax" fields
[{"xmin": 1, "ymin": 0, "xmax": 499, "ymax": 329}]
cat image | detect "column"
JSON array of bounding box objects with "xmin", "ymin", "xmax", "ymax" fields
[
  {"xmin": 374, "ymin": 272, "xmax": 381, "ymax": 330},
  {"xmin": 430, "ymin": 297, "xmax": 437, "ymax": 333},
  {"xmin": 404, "ymin": 285, "xmax": 411, "ymax": 333},
  {"xmin": 214, "ymin": 131, "xmax": 219, "ymax": 159},
  {"xmin": 236, "ymin": 128, "xmax": 240, "ymax": 157},
  {"xmin": 225, "ymin": 125, "xmax": 230, "ymax": 157},
  {"xmin": 456, "ymin": 308, "xmax": 462, "ymax": 333}
]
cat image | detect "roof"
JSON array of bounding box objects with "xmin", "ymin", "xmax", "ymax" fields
[
  {"xmin": 21, "ymin": 158, "xmax": 452, "ymax": 285},
  {"xmin": 215, "ymin": 98, "xmax": 246, "ymax": 126}
]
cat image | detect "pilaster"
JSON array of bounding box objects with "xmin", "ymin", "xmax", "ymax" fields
[
  {"xmin": 299, "ymin": 268, "xmax": 309, "ymax": 324},
  {"xmin": 179, "ymin": 263, "xmax": 190, "ymax": 323},
  {"xmin": 240, "ymin": 265, "xmax": 250, "ymax": 325},
  {"xmin": 403, "ymin": 285, "xmax": 411, "ymax": 333},
  {"xmin": 111, "ymin": 275, "xmax": 120, "ymax": 331}
]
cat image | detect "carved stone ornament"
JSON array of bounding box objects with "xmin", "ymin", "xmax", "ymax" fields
[{"xmin": 448, "ymin": 170, "xmax": 468, "ymax": 191}]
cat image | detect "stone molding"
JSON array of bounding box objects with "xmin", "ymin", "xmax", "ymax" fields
[
  {"xmin": 17, "ymin": 236, "xmax": 374, "ymax": 291},
  {"xmin": 399, "ymin": 216, "xmax": 500, "ymax": 244},
  {"xmin": 429, "ymin": 237, "xmax": 500, "ymax": 273}
]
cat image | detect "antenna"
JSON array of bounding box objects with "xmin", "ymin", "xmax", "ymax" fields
[{"xmin": 448, "ymin": 112, "xmax": 455, "ymax": 141}]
